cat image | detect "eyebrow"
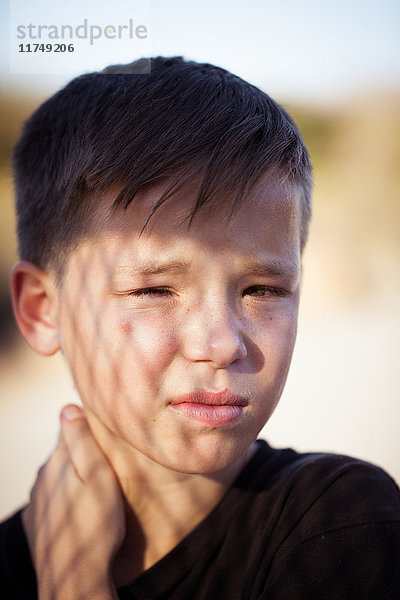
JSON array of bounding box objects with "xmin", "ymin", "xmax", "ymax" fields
[
  {"xmin": 115, "ymin": 260, "xmax": 191, "ymax": 277},
  {"xmin": 241, "ymin": 258, "xmax": 300, "ymax": 282},
  {"xmin": 115, "ymin": 257, "xmax": 299, "ymax": 281}
]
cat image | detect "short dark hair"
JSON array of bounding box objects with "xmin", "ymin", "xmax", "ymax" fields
[{"xmin": 12, "ymin": 56, "xmax": 312, "ymax": 274}]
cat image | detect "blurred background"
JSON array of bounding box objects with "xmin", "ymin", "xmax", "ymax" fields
[{"xmin": 1, "ymin": 0, "xmax": 399, "ymax": 519}]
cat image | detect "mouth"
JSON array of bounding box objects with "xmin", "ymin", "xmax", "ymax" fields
[{"xmin": 168, "ymin": 389, "xmax": 249, "ymax": 426}]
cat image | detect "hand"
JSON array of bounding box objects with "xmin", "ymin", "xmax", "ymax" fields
[{"xmin": 22, "ymin": 404, "xmax": 125, "ymax": 600}]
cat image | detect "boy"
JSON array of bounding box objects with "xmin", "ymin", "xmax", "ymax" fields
[{"xmin": 1, "ymin": 56, "xmax": 399, "ymax": 599}]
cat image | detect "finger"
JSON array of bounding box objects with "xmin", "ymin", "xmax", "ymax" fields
[
  {"xmin": 54, "ymin": 404, "xmax": 85, "ymax": 448},
  {"xmin": 27, "ymin": 443, "xmax": 70, "ymax": 536},
  {"xmin": 61, "ymin": 403, "xmax": 85, "ymax": 422},
  {"xmin": 59, "ymin": 404, "xmax": 113, "ymax": 485}
]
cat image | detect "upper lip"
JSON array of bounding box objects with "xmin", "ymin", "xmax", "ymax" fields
[{"xmin": 169, "ymin": 390, "xmax": 249, "ymax": 407}]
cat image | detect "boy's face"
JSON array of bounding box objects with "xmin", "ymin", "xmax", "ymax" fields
[{"xmin": 55, "ymin": 175, "xmax": 302, "ymax": 474}]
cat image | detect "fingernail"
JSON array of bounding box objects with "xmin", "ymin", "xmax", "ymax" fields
[{"xmin": 62, "ymin": 404, "xmax": 84, "ymax": 422}]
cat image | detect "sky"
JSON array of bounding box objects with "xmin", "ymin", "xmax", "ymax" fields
[{"xmin": 1, "ymin": 0, "xmax": 400, "ymax": 102}]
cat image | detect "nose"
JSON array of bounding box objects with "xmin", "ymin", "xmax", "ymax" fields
[{"xmin": 181, "ymin": 299, "xmax": 247, "ymax": 368}]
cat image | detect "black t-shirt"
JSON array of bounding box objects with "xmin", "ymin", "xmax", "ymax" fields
[{"xmin": 1, "ymin": 440, "xmax": 400, "ymax": 599}]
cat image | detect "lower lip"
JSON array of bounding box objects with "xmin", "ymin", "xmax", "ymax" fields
[{"xmin": 169, "ymin": 402, "xmax": 244, "ymax": 426}]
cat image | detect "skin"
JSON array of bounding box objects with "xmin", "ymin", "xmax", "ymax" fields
[{"xmin": 12, "ymin": 174, "xmax": 303, "ymax": 597}]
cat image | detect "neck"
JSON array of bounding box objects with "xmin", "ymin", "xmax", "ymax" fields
[{"xmin": 85, "ymin": 407, "xmax": 256, "ymax": 586}]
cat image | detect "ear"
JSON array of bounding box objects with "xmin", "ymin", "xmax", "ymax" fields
[{"xmin": 10, "ymin": 261, "xmax": 61, "ymax": 356}]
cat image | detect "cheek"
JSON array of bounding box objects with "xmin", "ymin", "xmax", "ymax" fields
[
  {"xmin": 66, "ymin": 306, "xmax": 178, "ymax": 402},
  {"xmin": 272, "ymin": 315, "xmax": 298, "ymax": 386},
  {"xmin": 257, "ymin": 308, "xmax": 298, "ymax": 379},
  {"xmin": 249, "ymin": 310, "xmax": 298, "ymax": 426},
  {"xmin": 116, "ymin": 313, "xmax": 177, "ymax": 383},
  {"xmin": 61, "ymin": 309, "xmax": 180, "ymax": 449}
]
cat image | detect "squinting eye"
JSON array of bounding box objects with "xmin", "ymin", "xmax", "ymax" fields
[
  {"xmin": 244, "ymin": 285, "xmax": 287, "ymax": 298},
  {"xmin": 128, "ymin": 287, "xmax": 173, "ymax": 297}
]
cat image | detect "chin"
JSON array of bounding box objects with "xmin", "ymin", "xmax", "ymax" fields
[{"xmin": 164, "ymin": 433, "xmax": 255, "ymax": 475}]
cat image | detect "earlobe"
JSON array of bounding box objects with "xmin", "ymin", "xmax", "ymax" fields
[{"xmin": 10, "ymin": 261, "xmax": 61, "ymax": 356}]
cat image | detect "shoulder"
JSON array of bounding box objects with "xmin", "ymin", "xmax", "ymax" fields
[
  {"xmin": 285, "ymin": 449, "xmax": 399, "ymax": 524},
  {"xmin": 238, "ymin": 440, "xmax": 400, "ymax": 551},
  {"xmin": 0, "ymin": 509, "xmax": 37, "ymax": 599},
  {"xmin": 251, "ymin": 439, "xmax": 400, "ymax": 521},
  {"xmin": 286, "ymin": 451, "xmax": 400, "ymax": 544},
  {"xmin": 250, "ymin": 442, "xmax": 400, "ymax": 598}
]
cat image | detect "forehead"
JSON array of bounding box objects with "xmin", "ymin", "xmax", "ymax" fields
[{"xmin": 93, "ymin": 174, "xmax": 301, "ymax": 245}]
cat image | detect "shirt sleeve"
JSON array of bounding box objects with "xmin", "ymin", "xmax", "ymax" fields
[{"xmin": 0, "ymin": 509, "xmax": 37, "ymax": 599}]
